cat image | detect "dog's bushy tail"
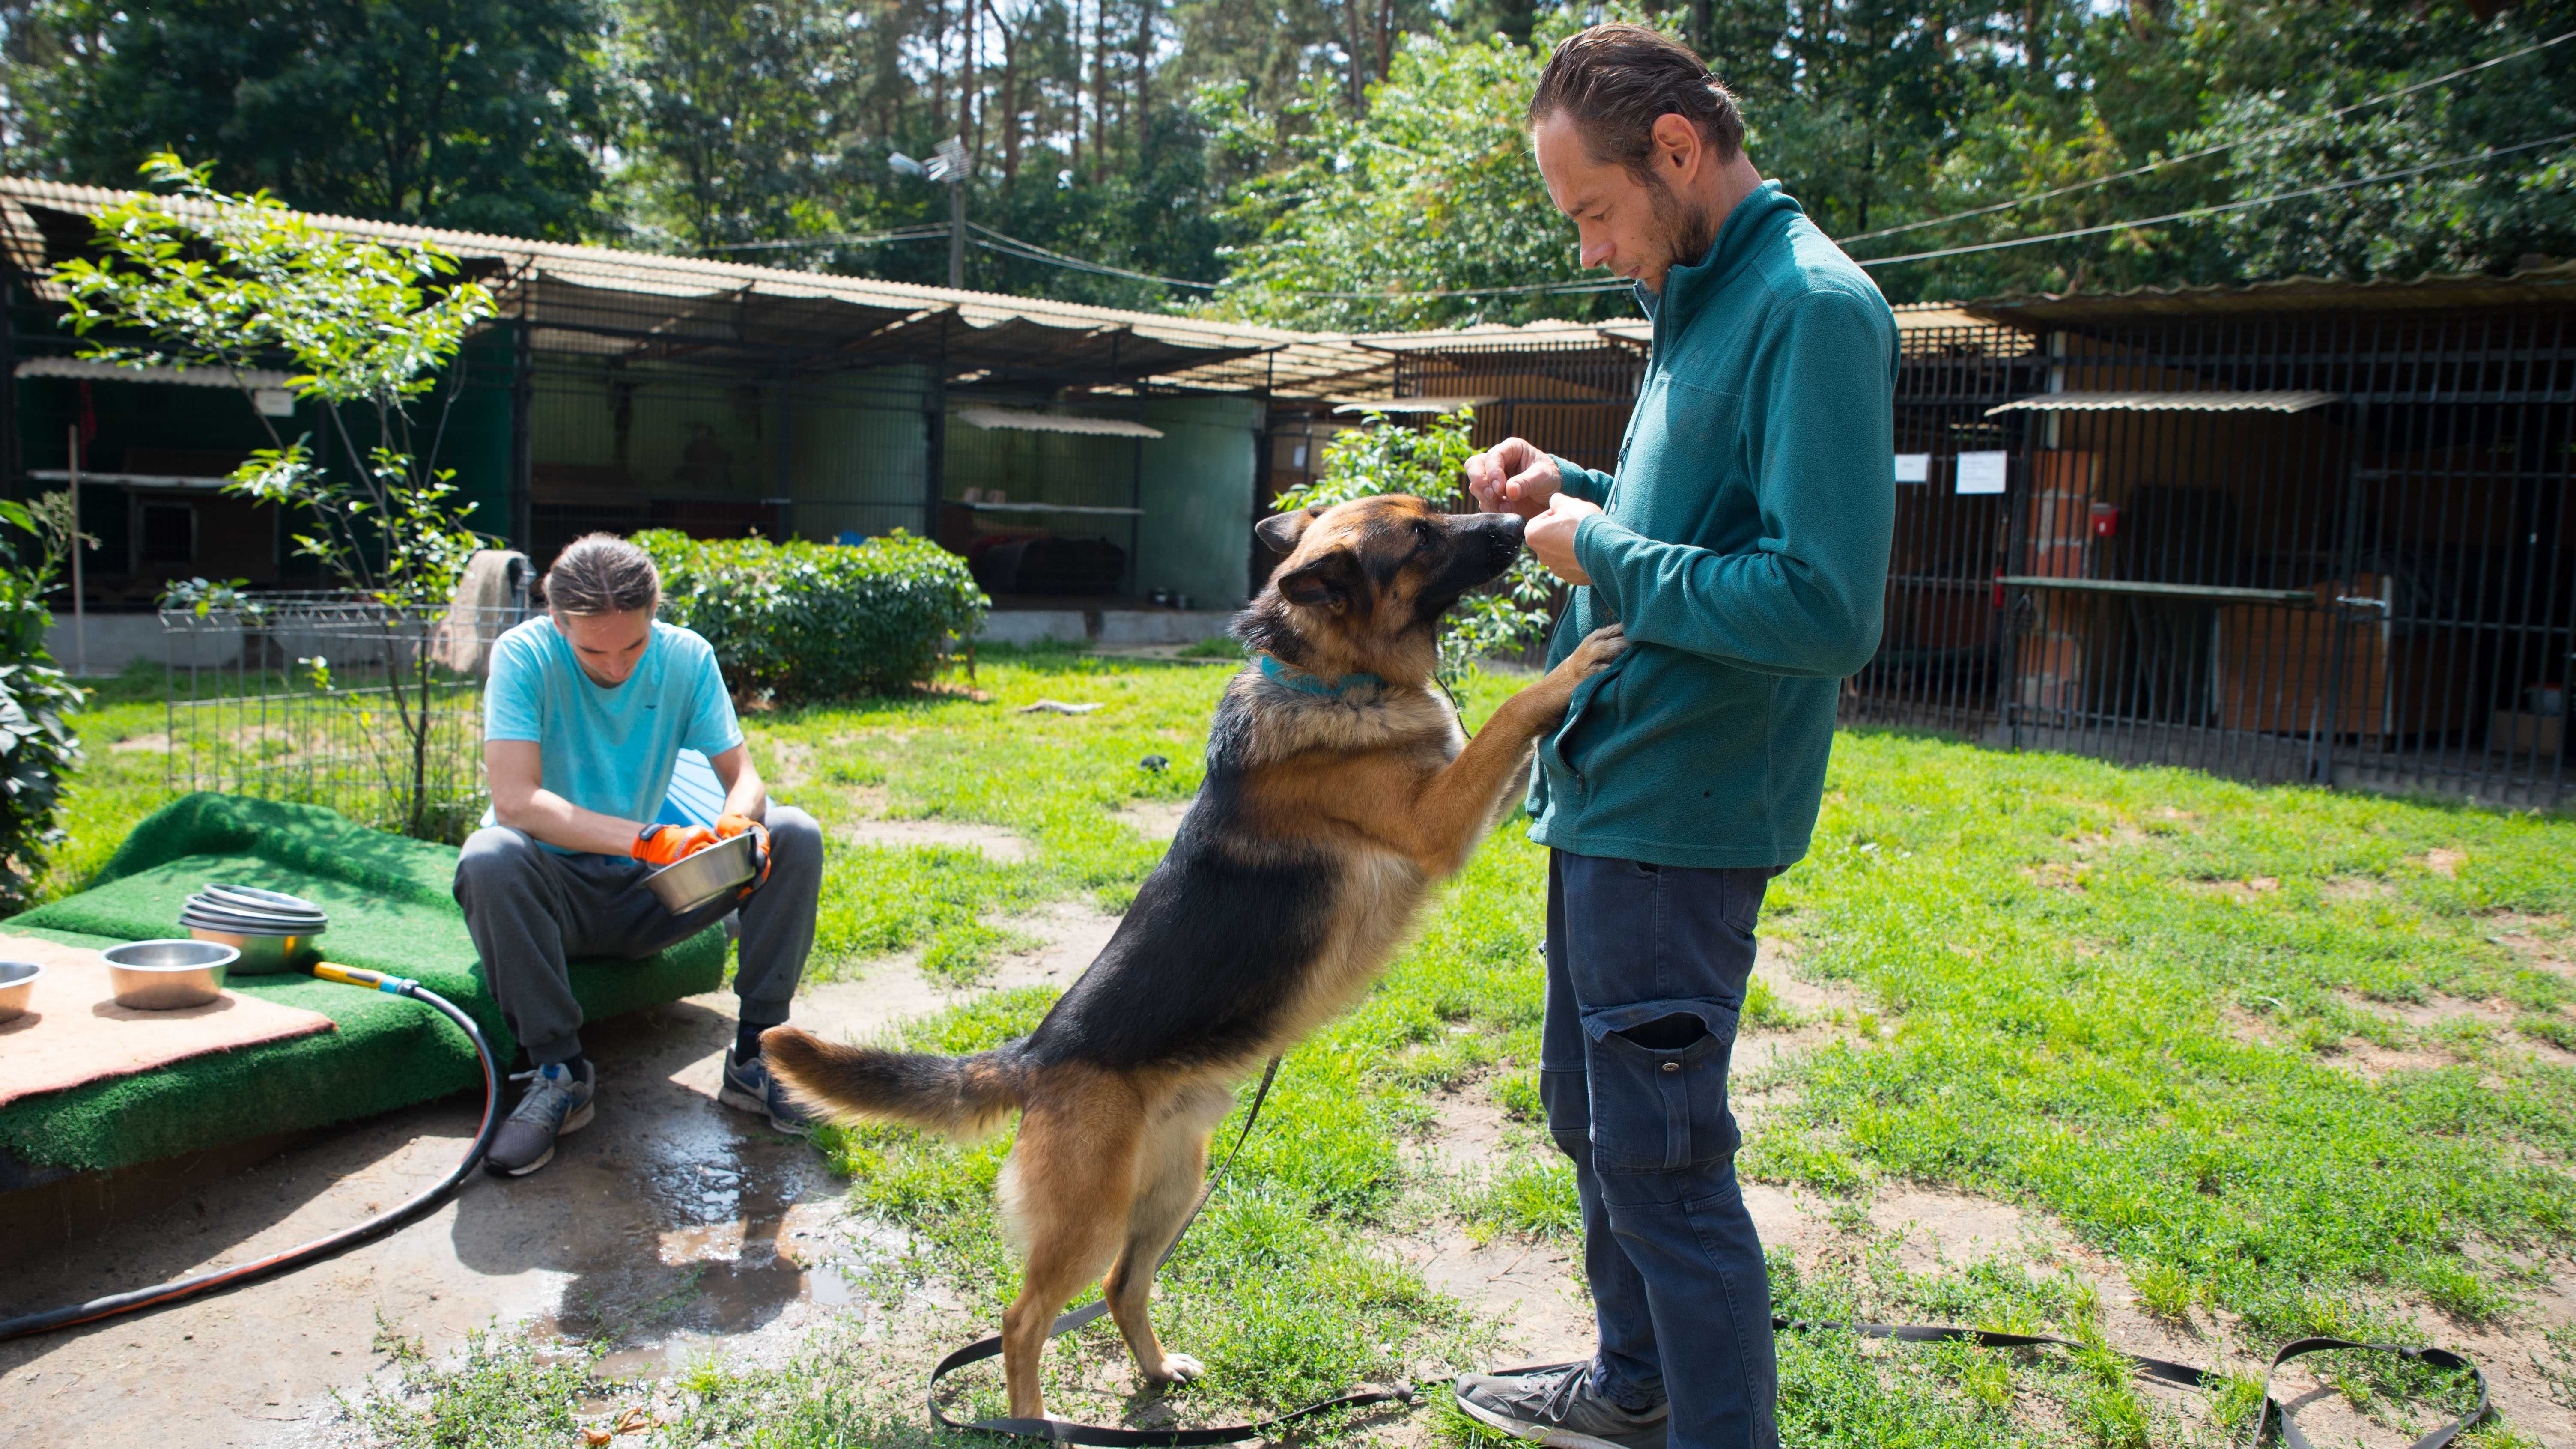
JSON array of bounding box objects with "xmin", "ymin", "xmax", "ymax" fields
[{"xmin": 759, "ymin": 1026, "xmax": 1027, "ymax": 1139}]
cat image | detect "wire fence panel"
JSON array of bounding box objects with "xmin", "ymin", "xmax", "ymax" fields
[
  {"xmin": 1983, "ymin": 308, "xmax": 2572, "ymax": 809},
  {"xmin": 162, "ymin": 591, "xmax": 533, "ymax": 842},
  {"xmin": 1853, "ymin": 322, "xmax": 2044, "ymax": 736}
]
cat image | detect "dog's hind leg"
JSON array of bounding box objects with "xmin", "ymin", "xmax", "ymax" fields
[
  {"xmin": 1104, "ymin": 1082, "xmax": 1233, "ymax": 1387},
  {"xmin": 997, "ymin": 1076, "xmax": 1142, "ymax": 1420}
]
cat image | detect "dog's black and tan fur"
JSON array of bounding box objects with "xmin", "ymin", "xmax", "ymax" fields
[{"xmin": 763, "ymin": 495, "xmax": 1623, "ymax": 1419}]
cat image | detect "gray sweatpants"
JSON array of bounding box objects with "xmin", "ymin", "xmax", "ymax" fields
[{"xmin": 452, "ymin": 806, "xmax": 823, "ymax": 1067}]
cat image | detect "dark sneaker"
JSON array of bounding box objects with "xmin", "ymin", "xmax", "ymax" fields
[
  {"xmin": 1454, "ymin": 1361, "xmax": 1668, "ymax": 1449},
  {"xmin": 720, "ymin": 1047, "xmax": 814, "ymax": 1135},
  {"xmin": 485, "ymin": 1060, "xmax": 595, "ymax": 1178}
]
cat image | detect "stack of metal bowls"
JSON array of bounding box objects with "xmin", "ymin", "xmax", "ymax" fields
[{"xmin": 181, "ymin": 883, "xmax": 329, "ymax": 974}]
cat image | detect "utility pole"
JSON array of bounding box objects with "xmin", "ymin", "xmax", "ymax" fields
[
  {"xmin": 948, "ymin": 172, "xmax": 966, "ymax": 290},
  {"xmin": 891, "ymin": 136, "xmax": 973, "ymax": 290}
]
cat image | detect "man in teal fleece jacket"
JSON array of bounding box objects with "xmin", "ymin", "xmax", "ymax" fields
[{"xmin": 1451, "ymin": 26, "xmax": 1896, "ymax": 1449}]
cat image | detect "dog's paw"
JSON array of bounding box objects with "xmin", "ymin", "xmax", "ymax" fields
[
  {"xmin": 1145, "ymin": 1351, "xmax": 1206, "ymax": 1385},
  {"xmin": 1553, "ymin": 622, "xmax": 1628, "ymax": 682}
]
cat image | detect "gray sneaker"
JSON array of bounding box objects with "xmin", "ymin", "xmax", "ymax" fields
[
  {"xmin": 1454, "ymin": 1361, "xmax": 1668, "ymax": 1449},
  {"xmin": 719, "ymin": 1047, "xmax": 815, "ymax": 1135},
  {"xmin": 484, "ymin": 1060, "xmax": 595, "ymax": 1177}
]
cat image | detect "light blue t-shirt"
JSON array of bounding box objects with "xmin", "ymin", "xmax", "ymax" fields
[{"xmin": 483, "ymin": 617, "xmax": 743, "ymax": 852}]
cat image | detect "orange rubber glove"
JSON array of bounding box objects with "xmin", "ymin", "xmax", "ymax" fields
[
  {"xmin": 715, "ymin": 811, "xmax": 772, "ymax": 895},
  {"xmin": 632, "ymin": 823, "xmax": 717, "ymax": 866}
]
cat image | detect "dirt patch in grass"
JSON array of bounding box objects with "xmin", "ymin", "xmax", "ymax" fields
[
  {"xmin": 2420, "ymin": 847, "xmax": 2468, "ymax": 879},
  {"xmin": 2484, "ymin": 912, "xmax": 2575, "ymax": 979},
  {"xmin": 2323, "ymin": 876, "xmax": 2393, "ymax": 903},
  {"xmin": 1740, "ymin": 943, "xmax": 1884, "ymax": 1085},
  {"xmin": 1389, "ymin": 1085, "xmax": 1592, "ymax": 1368},
  {"xmin": 2071, "ymin": 823, "xmax": 2149, "ymax": 856},
  {"xmin": 2190, "ymin": 875, "xmax": 2282, "ymax": 900},
  {"xmin": 1115, "ymin": 796, "xmax": 1195, "ymax": 842},
  {"xmin": 1394, "ymin": 1228, "xmax": 1593, "ymax": 1369},
  {"xmin": 985, "ymin": 900, "xmax": 1121, "ymax": 985},
  {"xmin": 838, "ymin": 817, "xmax": 1032, "ymax": 863},
  {"xmin": 2356, "ymin": 1264, "xmax": 2576, "ymax": 1446},
  {"xmin": 762, "ymin": 736, "xmax": 816, "ymax": 790},
  {"xmin": 1867, "ymin": 1188, "xmax": 2072, "ymax": 1274},
  {"xmin": 2023, "ymin": 860, "xmax": 2090, "ymax": 892}
]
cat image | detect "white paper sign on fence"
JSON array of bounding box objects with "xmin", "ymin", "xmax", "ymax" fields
[
  {"xmin": 1955, "ymin": 450, "xmax": 2008, "ymax": 495},
  {"xmin": 1894, "ymin": 453, "xmax": 1930, "ymax": 483}
]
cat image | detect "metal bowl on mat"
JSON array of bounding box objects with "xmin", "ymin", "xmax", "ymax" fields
[
  {"xmin": 184, "ymin": 922, "xmax": 322, "ymax": 974},
  {"xmin": 184, "ymin": 898, "xmax": 326, "ymax": 930},
  {"xmin": 0, "ymin": 960, "xmax": 40, "ymax": 1023},
  {"xmin": 642, "ymin": 831, "xmax": 758, "ymax": 915},
  {"xmin": 178, "ymin": 883, "xmax": 329, "ymax": 974},
  {"xmin": 102, "ymin": 939, "xmax": 238, "ymax": 1010},
  {"xmin": 198, "ymin": 883, "xmax": 325, "ymax": 917}
]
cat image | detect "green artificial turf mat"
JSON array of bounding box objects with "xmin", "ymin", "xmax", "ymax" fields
[{"xmin": 0, "ymin": 794, "xmax": 725, "ymax": 1173}]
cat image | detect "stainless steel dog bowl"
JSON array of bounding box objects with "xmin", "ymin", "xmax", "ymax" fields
[
  {"xmin": 0, "ymin": 960, "xmax": 39, "ymax": 1023},
  {"xmin": 184, "ymin": 899, "xmax": 326, "ymax": 929},
  {"xmin": 642, "ymin": 830, "xmax": 759, "ymax": 915},
  {"xmin": 184, "ymin": 923, "xmax": 321, "ymax": 973},
  {"xmin": 198, "ymin": 883, "xmax": 324, "ymax": 917},
  {"xmin": 102, "ymin": 939, "xmax": 238, "ymax": 1010},
  {"xmin": 178, "ymin": 883, "xmax": 328, "ymax": 974}
]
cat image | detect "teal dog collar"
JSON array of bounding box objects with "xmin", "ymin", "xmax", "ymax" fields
[{"xmin": 1257, "ymin": 653, "xmax": 1385, "ymax": 697}]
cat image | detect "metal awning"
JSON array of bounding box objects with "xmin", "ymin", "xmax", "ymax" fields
[
  {"xmin": 955, "ymin": 405, "xmax": 1163, "ymax": 438},
  {"xmin": 1328, "ymin": 395, "xmax": 1496, "ymax": 415},
  {"xmin": 15, "ymin": 356, "xmax": 295, "ymax": 390},
  {"xmin": 1984, "ymin": 389, "xmax": 2341, "ymax": 417}
]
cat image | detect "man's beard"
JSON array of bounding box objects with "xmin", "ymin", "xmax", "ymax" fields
[{"xmin": 1643, "ymin": 170, "xmax": 1718, "ymax": 283}]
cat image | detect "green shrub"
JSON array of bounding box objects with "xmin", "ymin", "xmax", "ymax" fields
[
  {"xmin": 0, "ymin": 496, "xmax": 85, "ymax": 909},
  {"xmin": 634, "ymin": 529, "xmax": 987, "ymax": 702}
]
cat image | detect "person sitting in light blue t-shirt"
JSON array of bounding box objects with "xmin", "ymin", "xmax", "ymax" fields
[{"xmin": 453, "ymin": 533, "xmax": 825, "ymax": 1178}]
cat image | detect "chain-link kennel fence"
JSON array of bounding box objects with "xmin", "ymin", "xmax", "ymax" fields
[{"xmin": 161, "ymin": 568, "xmax": 532, "ymax": 841}]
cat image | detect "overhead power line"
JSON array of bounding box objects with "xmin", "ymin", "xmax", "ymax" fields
[
  {"xmin": 1838, "ymin": 26, "xmax": 2576, "ymax": 247},
  {"xmin": 968, "ymin": 224, "xmax": 1219, "ymax": 289},
  {"xmin": 1855, "ymin": 129, "xmax": 2576, "ymax": 268},
  {"xmin": 696, "ymin": 225, "xmax": 951, "ymax": 254},
  {"xmin": 972, "ymin": 224, "xmax": 1628, "ymax": 302}
]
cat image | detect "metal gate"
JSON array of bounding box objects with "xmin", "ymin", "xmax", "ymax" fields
[
  {"xmin": 1848, "ymin": 319, "xmax": 2044, "ymax": 736},
  {"xmin": 1912, "ymin": 307, "xmax": 2573, "ymax": 810}
]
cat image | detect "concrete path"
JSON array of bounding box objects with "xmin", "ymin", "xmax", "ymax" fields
[{"xmin": 0, "ymin": 915, "xmax": 1104, "ymax": 1449}]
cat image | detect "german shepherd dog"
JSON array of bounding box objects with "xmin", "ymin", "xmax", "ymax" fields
[{"xmin": 762, "ymin": 495, "xmax": 1625, "ymax": 1419}]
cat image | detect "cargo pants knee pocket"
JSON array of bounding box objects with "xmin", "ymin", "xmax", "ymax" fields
[{"xmin": 1553, "ymin": 998, "xmax": 1742, "ymax": 1177}]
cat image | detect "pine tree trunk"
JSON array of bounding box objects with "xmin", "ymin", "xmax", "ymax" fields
[
  {"xmin": 1345, "ymin": 0, "xmax": 1366, "ymax": 113},
  {"xmin": 1133, "ymin": 0, "xmax": 1155, "ymax": 155}
]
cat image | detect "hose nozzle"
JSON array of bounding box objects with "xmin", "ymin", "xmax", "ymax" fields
[{"xmin": 312, "ymin": 962, "xmax": 419, "ymax": 994}]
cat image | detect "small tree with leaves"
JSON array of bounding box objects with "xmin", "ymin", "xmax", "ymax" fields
[
  {"xmin": 54, "ymin": 153, "xmax": 500, "ymax": 838},
  {"xmin": 1271, "ymin": 409, "xmax": 1558, "ymax": 686},
  {"xmin": 0, "ymin": 492, "xmax": 93, "ymax": 907}
]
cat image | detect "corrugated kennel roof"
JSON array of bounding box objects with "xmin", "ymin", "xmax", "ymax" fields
[
  {"xmin": 1984, "ymin": 389, "xmax": 2343, "ymax": 416},
  {"xmin": 0, "ymin": 177, "xmax": 1397, "ymax": 398}
]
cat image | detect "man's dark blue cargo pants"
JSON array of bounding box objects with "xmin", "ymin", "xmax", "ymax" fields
[{"xmin": 1540, "ymin": 848, "xmax": 1782, "ymax": 1449}]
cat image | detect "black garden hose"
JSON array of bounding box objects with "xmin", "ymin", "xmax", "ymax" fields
[{"xmin": 0, "ymin": 964, "xmax": 501, "ymax": 1342}]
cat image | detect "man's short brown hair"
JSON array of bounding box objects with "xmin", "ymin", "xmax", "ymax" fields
[
  {"xmin": 1527, "ymin": 24, "xmax": 1745, "ymax": 179},
  {"xmin": 543, "ymin": 533, "xmax": 660, "ymax": 616}
]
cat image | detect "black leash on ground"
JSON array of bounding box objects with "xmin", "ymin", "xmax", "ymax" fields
[
  {"xmin": 927, "ymin": 1055, "xmax": 1419, "ymax": 1445},
  {"xmin": 928, "ymin": 1060, "xmax": 2490, "ymax": 1448},
  {"xmin": 1764, "ymin": 1321, "xmax": 2487, "ymax": 1449}
]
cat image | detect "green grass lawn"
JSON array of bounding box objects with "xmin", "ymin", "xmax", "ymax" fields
[{"xmin": 42, "ymin": 650, "xmax": 2575, "ymax": 1447}]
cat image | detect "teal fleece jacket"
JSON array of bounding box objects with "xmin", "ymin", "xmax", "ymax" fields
[{"xmin": 1527, "ymin": 181, "xmax": 1897, "ymax": 869}]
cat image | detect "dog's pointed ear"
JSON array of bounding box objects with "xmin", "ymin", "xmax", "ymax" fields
[
  {"xmin": 1276, "ymin": 548, "xmax": 1361, "ymax": 612},
  {"xmin": 1255, "ymin": 504, "xmax": 1324, "ymax": 553}
]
